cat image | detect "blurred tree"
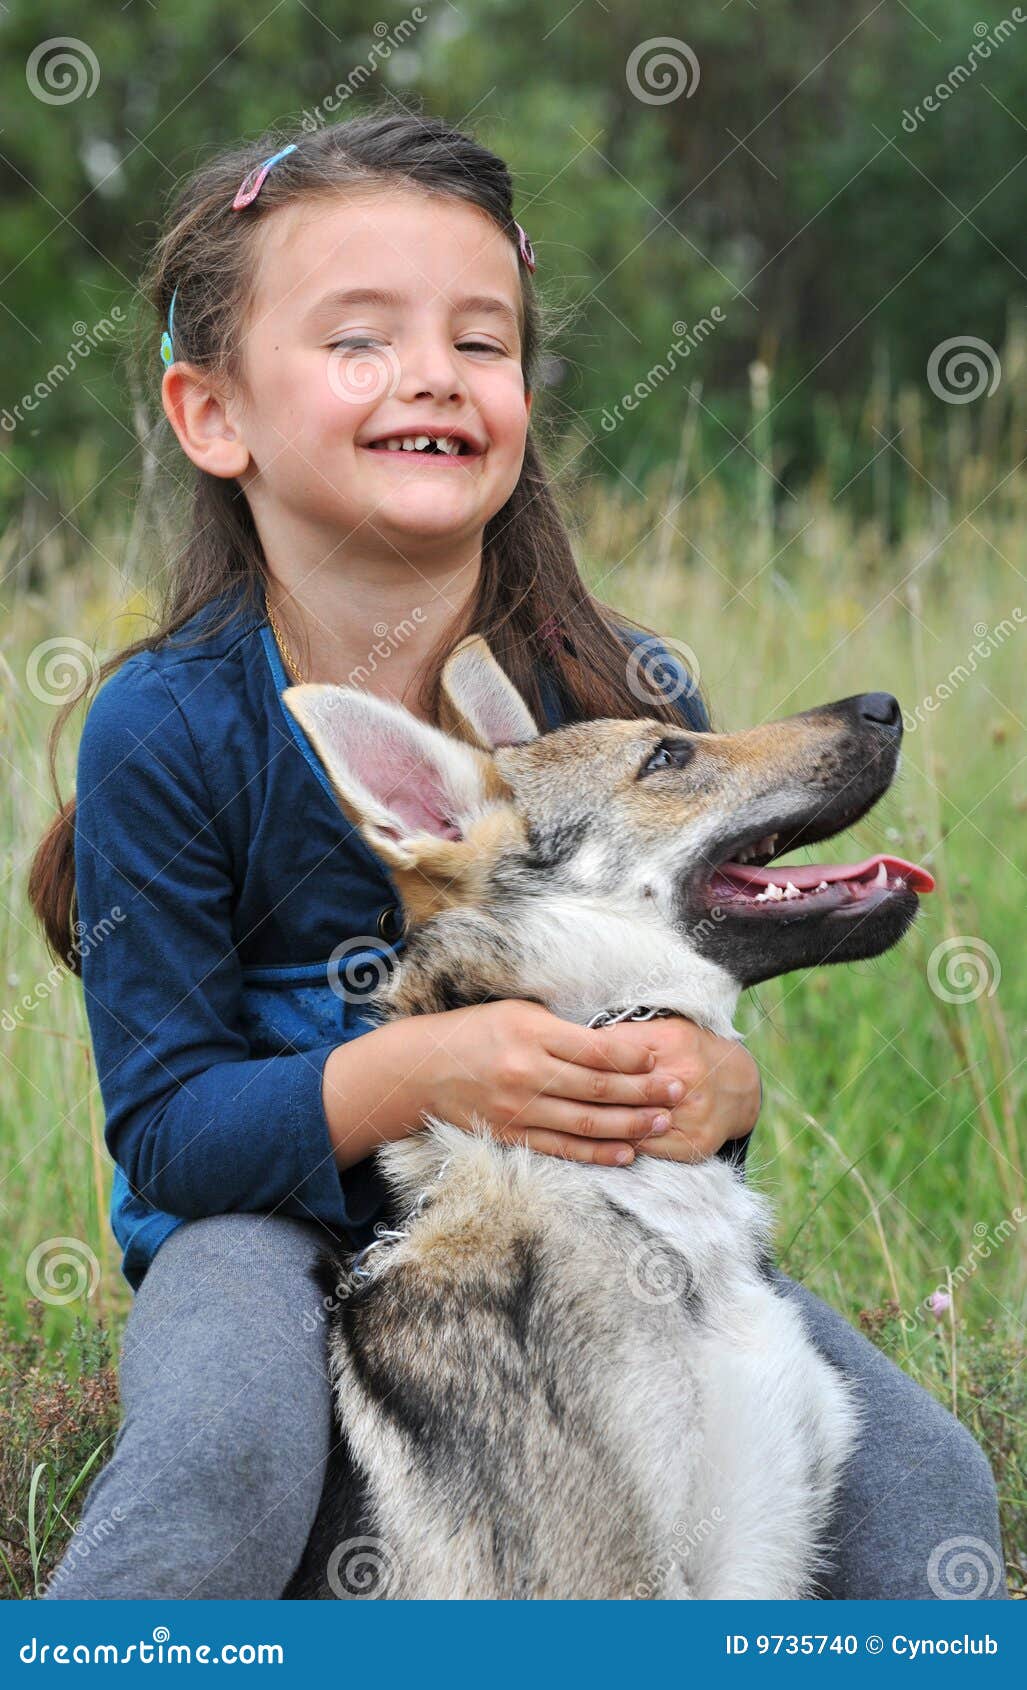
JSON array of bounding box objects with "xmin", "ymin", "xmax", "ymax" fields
[{"xmin": 0, "ymin": 0, "xmax": 1023, "ymax": 528}]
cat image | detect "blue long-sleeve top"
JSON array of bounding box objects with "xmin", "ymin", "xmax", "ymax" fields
[{"xmin": 73, "ymin": 583, "xmax": 719, "ymax": 1289}]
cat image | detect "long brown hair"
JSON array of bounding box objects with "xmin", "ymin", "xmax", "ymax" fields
[{"xmin": 29, "ymin": 99, "xmax": 707, "ymax": 974}]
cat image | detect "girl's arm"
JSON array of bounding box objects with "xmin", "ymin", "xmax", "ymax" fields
[
  {"xmin": 74, "ymin": 663, "xmax": 382, "ymax": 1232},
  {"xmin": 321, "ymin": 1000, "xmax": 689, "ymax": 1170}
]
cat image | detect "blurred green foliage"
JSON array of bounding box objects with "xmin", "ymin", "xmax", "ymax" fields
[{"xmin": 1, "ymin": 0, "xmax": 1025, "ymax": 525}]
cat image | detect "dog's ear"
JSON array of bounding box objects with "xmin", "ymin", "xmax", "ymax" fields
[
  {"xmin": 283, "ymin": 684, "xmax": 503, "ymax": 869},
  {"xmin": 439, "ymin": 634, "xmax": 539, "ymax": 750}
]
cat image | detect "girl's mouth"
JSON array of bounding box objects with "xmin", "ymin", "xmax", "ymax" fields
[{"xmin": 362, "ymin": 433, "xmax": 484, "ymax": 464}]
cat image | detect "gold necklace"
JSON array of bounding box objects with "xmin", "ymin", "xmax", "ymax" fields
[{"xmin": 264, "ymin": 587, "xmax": 305, "ymax": 684}]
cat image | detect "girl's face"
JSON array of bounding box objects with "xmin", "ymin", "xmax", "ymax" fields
[{"xmin": 232, "ymin": 188, "xmax": 533, "ymax": 558}]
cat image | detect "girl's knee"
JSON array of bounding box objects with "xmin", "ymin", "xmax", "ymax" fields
[
  {"xmin": 139, "ymin": 1213, "xmax": 331, "ymax": 1302},
  {"xmin": 926, "ymin": 1409, "xmax": 1000, "ymax": 1509},
  {"xmin": 864, "ymin": 1355, "xmax": 999, "ymax": 1505}
]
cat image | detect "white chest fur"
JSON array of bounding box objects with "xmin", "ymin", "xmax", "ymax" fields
[{"xmin": 339, "ymin": 1124, "xmax": 860, "ymax": 1599}]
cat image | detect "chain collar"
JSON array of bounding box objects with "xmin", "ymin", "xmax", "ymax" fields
[
  {"xmin": 348, "ymin": 1155, "xmax": 454, "ymax": 1285},
  {"xmin": 586, "ymin": 1004, "xmax": 678, "ymax": 1028}
]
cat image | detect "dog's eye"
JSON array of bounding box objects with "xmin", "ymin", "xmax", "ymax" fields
[{"xmin": 639, "ymin": 738, "xmax": 695, "ymax": 777}]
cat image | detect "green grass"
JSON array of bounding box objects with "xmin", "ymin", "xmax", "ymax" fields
[{"xmin": 1, "ymin": 432, "xmax": 1024, "ymax": 1593}]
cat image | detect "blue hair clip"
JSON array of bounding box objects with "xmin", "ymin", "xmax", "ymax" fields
[
  {"xmin": 160, "ymin": 284, "xmax": 178, "ymax": 370},
  {"xmin": 159, "ymin": 139, "xmax": 300, "ymax": 367}
]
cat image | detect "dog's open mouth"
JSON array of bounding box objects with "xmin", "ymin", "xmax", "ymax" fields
[
  {"xmin": 701, "ymin": 804, "xmax": 935, "ymax": 920},
  {"xmin": 707, "ymin": 851, "xmax": 934, "ymax": 917}
]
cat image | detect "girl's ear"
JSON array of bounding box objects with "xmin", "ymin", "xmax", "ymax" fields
[
  {"xmin": 439, "ymin": 634, "xmax": 539, "ymax": 750},
  {"xmin": 282, "ymin": 684, "xmax": 500, "ymax": 869}
]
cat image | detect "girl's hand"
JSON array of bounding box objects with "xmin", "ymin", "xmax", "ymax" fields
[
  {"xmin": 417, "ymin": 999, "xmax": 688, "ymax": 1166},
  {"xmin": 610, "ymin": 1017, "xmax": 761, "ymax": 1163}
]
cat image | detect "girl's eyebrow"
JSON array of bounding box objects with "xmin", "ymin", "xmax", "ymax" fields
[{"xmin": 305, "ymin": 286, "xmax": 519, "ymax": 333}]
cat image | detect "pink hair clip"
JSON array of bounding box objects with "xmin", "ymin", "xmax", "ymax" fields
[
  {"xmin": 232, "ymin": 143, "xmax": 298, "ymax": 210},
  {"xmin": 515, "ymin": 221, "xmax": 536, "ymax": 272},
  {"xmin": 537, "ymin": 614, "xmax": 564, "ymax": 658}
]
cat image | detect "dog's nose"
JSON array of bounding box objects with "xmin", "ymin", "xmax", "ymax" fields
[{"xmin": 858, "ymin": 692, "xmax": 903, "ymax": 735}]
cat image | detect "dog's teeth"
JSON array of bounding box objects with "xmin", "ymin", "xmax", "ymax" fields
[
  {"xmin": 874, "ymin": 861, "xmax": 888, "ymax": 887},
  {"xmin": 782, "ymin": 881, "xmax": 801, "ymax": 899},
  {"xmin": 816, "ymin": 880, "xmax": 829, "ymax": 891},
  {"xmin": 754, "ymin": 882, "xmax": 785, "ymax": 902}
]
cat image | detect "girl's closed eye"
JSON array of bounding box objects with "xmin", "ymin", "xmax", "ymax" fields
[{"xmin": 329, "ymin": 336, "xmax": 505, "ymax": 355}]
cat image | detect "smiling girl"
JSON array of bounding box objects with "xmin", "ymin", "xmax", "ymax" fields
[{"xmin": 31, "ymin": 107, "xmax": 1003, "ymax": 1600}]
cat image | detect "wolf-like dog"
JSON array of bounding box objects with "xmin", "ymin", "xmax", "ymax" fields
[{"xmin": 281, "ymin": 637, "xmax": 934, "ymax": 1600}]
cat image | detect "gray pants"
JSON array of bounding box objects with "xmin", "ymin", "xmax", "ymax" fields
[{"xmin": 44, "ymin": 1213, "xmax": 1008, "ymax": 1600}]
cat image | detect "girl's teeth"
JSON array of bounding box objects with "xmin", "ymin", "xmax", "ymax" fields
[{"xmin": 375, "ymin": 435, "xmax": 464, "ymax": 454}]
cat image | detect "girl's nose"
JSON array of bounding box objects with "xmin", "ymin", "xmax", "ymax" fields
[{"xmin": 396, "ymin": 342, "xmax": 469, "ymax": 404}]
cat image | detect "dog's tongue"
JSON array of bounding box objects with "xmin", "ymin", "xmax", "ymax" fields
[{"xmin": 717, "ymin": 853, "xmax": 935, "ymax": 893}]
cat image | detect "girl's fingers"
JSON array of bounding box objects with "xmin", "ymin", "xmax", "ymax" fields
[
  {"xmin": 533, "ymin": 1057, "xmax": 683, "ymax": 1109},
  {"xmin": 520, "ymin": 1127, "xmax": 636, "ymax": 1167},
  {"xmin": 542, "ymin": 1020, "xmax": 659, "ymax": 1076},
  {"xmin": 510, "ymin": 1096, "xmax": 670, "ymax": 1142}
]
